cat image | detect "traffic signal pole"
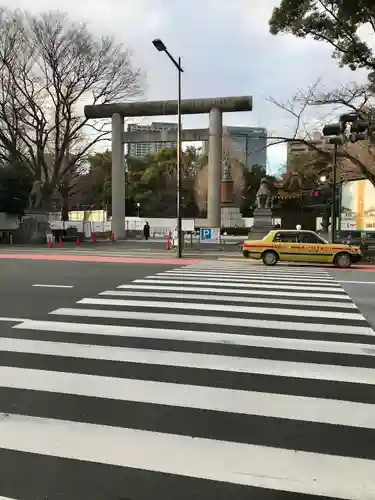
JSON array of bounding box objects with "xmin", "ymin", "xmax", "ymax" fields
[{"xmin": 322, "ymin": 113, "xmax": 369, "ymax": 243}]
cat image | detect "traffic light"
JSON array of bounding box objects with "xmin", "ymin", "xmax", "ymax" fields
[
  {"xmin": 322, "ymin": 123, "xmax": 341, "ymax": 136},
  {"xmin": 349, "ymin": 119, "xmax": 369, "ymax": 142},
  {"xmin": 323, "ymin": 114, "xmax": 369, "ymax": 143},
  {"xmin": 339, "ymin": 113, "xmax": 358, "ymax": 123}
]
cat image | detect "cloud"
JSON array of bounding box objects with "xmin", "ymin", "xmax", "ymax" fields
[{"xmin": 6, "ymin": 0, "xmax": 370, "ymax": 171}]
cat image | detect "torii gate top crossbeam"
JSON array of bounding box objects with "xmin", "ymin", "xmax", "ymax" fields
[{"xmin": 84, "ymin": 96, "xmax": 252, "ymax": 119}]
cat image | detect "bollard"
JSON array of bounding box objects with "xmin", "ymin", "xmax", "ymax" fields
[
  {"xmin": 76, "ymin": 236, "xmax": 80, "ymax": 246},
  {"xmin": 48, "ymin": 237, "xmax": 53, "ymax": 248},
  {"xmin": 111, "ymin": 232, "xmax": 115, "ymax": 242},
  {"xmin": 92, "ymin": 232, "xmax": 97, "ymax": 244},
  {"xmin": 58, "ymin": 237, "xmax": 63, "ymax": 248}
]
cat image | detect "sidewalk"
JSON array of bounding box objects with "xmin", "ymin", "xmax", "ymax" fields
[{"xmin": 0, "ymin": 243, "xmax": 241, "ymax": 259}]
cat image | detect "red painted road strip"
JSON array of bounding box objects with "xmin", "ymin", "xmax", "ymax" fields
[
  {"xmin": 0, "ymin": 254, "xmax": 201, "ymax": 265},
  {"xmin": 348, "ymin": 266, "xmax": 375, "ymax": 271}
]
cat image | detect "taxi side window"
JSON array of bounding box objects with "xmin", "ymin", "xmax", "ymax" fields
[
  {"xmin": 299, "ymin": 233, "xmax": 323, "ymax": 244},
  {"xmin": 273, "ymin": 232, "xmax": 297, "ymax": 242}
]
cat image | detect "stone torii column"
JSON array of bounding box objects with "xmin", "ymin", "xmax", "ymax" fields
[
  {"xmin": 207, "ymin": 108, "xmax": 222, "ymax": 228},
  {"xmin": 111, "ymin": 113, "xmax": 125, "ymax": 239}
]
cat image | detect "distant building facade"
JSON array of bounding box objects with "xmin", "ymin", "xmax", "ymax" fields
[
  {"xmin": 202, "ymin": 126, "xmax": 267, "ymax": 171},
  {"xmin": 127, "ymin": 122, "xmax": 267, "ymax": 170},
  {"xmin": 286, "ymin": 133, "xmax": 332, "ymax": 172},
  {"xmin": 127, "ymin": 122, "xmax": 177, "ymax": 158},
  {"xmin": 225, "ymin": 126, "xmax": 267, "ymax": 171}
]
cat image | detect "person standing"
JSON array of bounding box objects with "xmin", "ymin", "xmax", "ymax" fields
[{"xmin": 143, "ymin": 222, "xmax": 150, "ymax": 240}]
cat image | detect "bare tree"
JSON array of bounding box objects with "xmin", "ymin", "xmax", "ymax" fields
[
  {"xmin": 0, "ymin": 8, "xmax": 144, "ymax": 206},
  {"xmin": 267, "ymin": 81, "xmax": 375, "ymax": 186}
]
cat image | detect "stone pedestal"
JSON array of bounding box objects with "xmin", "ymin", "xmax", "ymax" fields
[
  {"xmin": 221, "ymin": 206, "xmax": 245, "ymax": 227},
  {"xmin": 248, "ymin": 208, "xmax": 273, "ymax": 239},
  {"xmin": 13, "ymin": 211, "xmax": 52, "ymax": 244}
]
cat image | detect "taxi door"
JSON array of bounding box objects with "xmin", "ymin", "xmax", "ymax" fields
[
  {"xmin": 297, "ymin": 232, "xmax": 331, "ymax": 263},
  {"xmin": 273, "ymin": 231, "xmax": 305, "ymax": 262}
]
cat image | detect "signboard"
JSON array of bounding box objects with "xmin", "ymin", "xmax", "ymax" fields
[
  {"xmin": 182, "ymin": 219, "xmax": 195, "ymax": 232},
  {"xmin": 199, "ymin": 228, "xmax": 220, "ymax": 243},
  {"xmin": 341, "ymin": 215, "xmax": 356, "ymax": 231},
  {"xmin": 341, "ymin": 179, "xmax": 375, "ymax": 231}
]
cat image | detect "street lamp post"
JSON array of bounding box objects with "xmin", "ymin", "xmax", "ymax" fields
[{"xmin": 152, "ymin": 38, "xmax": 183, "ymax": 258}]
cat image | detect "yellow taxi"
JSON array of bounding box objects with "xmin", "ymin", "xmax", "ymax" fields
[{"xmin": 242, "ymin": 229, "xmax": 361, "ymax": 268}]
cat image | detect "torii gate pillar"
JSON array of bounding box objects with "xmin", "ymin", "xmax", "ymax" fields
[
  {"xmin": 207, "ymin": 108, "xmax": 222, "ymax": 228},
  {"xmin": 111, "ymin": 113, "xmax": 125, "ymax": 239}
]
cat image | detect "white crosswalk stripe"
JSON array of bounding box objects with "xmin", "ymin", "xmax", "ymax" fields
[{"xmin": 2, "ymin": 261, "xmax": 375, "ymax": 499}]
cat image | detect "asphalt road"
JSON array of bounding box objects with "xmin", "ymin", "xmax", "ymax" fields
[
  {"xmin": 330, "ymin": 268, "xmax": 375, "ymax": 328},
  {"xmin": 0, "ymin": 260, "xmax": 174, "ymax": 320},
  {"xmin": 0, "ymin": 260, "xmax": 374, "ymax": 499}
]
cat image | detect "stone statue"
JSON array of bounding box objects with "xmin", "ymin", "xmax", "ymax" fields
[
  {"xmin": 222, "ymin": 152, "xmax": 232, "ymax": 181},
  {"xmin": 28, "ymin": 180, "xmax": 43, "ymax": 210},
  {"xmin": 256, "ymin": 178, "xmax": 271, "ymax": 209}
]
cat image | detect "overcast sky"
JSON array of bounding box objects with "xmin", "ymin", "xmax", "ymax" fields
[{"xmin": 5, "ymin": 0, "xmax": 370, "ymax": 173}]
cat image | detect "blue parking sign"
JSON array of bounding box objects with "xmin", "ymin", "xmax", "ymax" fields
[{"xmin": 199, "ymin": 228, "xmax": 220, "ymax": 243}]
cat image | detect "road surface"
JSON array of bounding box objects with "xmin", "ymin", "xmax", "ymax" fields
[{"xmin": 0, "ymin": 260, "xmax": 374, "ymax": 499}]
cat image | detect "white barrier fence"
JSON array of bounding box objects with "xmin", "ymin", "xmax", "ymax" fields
[{"xmin": 46, "ymin": 214, "xmax": 274, "ymax": 236}]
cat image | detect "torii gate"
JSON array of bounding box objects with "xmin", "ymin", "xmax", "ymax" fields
[{"xmin": 84, "ymin": 96, "xmax": 252, "ymax": 239}]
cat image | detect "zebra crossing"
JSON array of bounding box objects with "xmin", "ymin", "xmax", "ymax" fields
[{"xmin": 0, "ymin": 261, "xmax": 375, "ymax": 499}]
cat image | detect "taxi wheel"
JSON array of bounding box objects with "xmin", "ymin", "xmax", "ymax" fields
[
  {"xmin": 334, "ymin": 252, "xmax": 352, "ymax": 268},
  {"xmin": 262, "ymin": 250, "xmax": 279, "ymax": 266}
]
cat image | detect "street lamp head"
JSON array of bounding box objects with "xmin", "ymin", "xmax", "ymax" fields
[
  {"xmin": 152, "ymin": 38, "xmax": 167, "ymax": 52},
  {"xmin": 319, "ymin": 175, "xmax": 326, "ymax": 183}
]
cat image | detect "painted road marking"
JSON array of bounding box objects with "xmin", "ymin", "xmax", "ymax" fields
[
  {"xmin": 0, "ymin": 317, "xmax": 26, "ymax": 323},
  {"xmin": 161, "ymin": 271, "xmax": 335, "ymax": 282},
  {"xmin": 0, "ymin": 253, "xmax": 200, "ymax": 265},
  {"xmin": 148, "ymin": 275, "xmax": 340, "ymax": 287},
  {"xmin": 133, "ymin": 278, "xmax": 345, "ymax": 293},
  {"xmin": 32, "ymin": 284, "xmax": 74, "ymax": 288},
  {"xmin": 50, "ymin": 308, "xmax": 372, "ymax": 335},
  {"xmin": 116, "ymin": 284, "xmax": 352, "ymax": 300},
  {"xmin": 99, "ymin": 290, "xmax": 357, "ymax": 309},
  {"xmin": 0, "ymin": 413, "xmax": 372, "ymax": 499},
  {"xmin": 0, "ymin": 365, "xmax": 374, "ymax": 429},
  {"xmin": 78, "ymin": 297, "xmax": 364, "ymax": 321},
  {"xmin": 13, "ymin": 319, "xmax": 375, "ymax": 356},
  {"xmin": 4, "ymin": 336, "xmax": 375, "ymax": 384}
]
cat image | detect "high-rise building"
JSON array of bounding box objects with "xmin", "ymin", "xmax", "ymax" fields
[
  {"xmin": 286, "ymin": 133, "xmax": 332, "ymax": 172},
  {"xmin": 127, "ymin": 122, "xmax": 177, "ymax": 158},
  {"xmin": 225, "ymin": 126, "xmax": 267, "ymax": 171},
  {"xmin": 202, "ymin": 126, "xmax": 267, "ymax": 171}
]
